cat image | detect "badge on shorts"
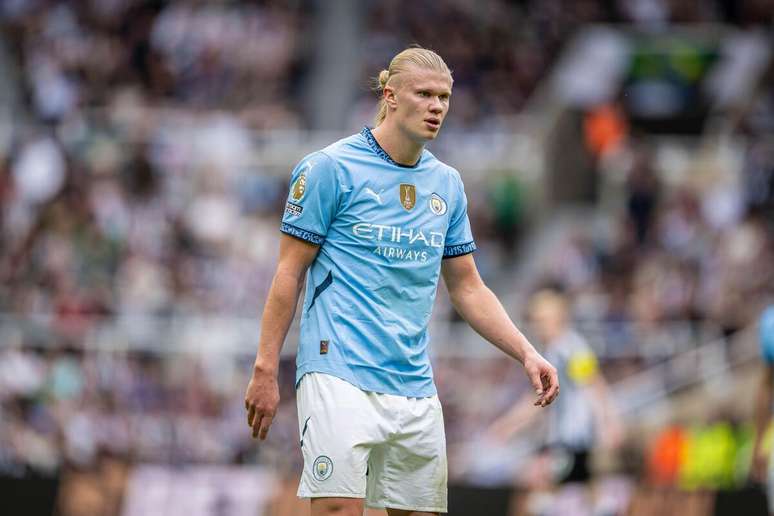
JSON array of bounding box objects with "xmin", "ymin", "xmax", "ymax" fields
[
  {"xmin": 313, "ymin": 455, "xmax": 333, "ymax": 481},
  {"xmin": 320, "ymin": 340, "xmax": 329, "ymax": 354}
]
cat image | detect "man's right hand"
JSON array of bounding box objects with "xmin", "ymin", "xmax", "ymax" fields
[{"xmin": 244, "ymin": 363, "xmax": 280, "ymax": 440}]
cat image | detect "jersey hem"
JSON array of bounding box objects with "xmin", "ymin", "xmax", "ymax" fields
[{"xmin": 296, "ymin": 363, "xmax": 437, "ymax": 398}]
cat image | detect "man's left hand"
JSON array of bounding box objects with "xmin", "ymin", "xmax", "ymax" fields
[{"xmin": 523, "ymin": 351, "xmax": 559, "ymax": 407}]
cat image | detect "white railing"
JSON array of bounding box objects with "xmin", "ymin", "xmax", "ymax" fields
[{"xmin": 612, "ymin": 325, "xmax": 758, "ymax": 415}]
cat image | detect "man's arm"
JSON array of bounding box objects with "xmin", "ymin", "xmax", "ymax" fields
[
  {"xmin": 751, "ymin": 364, "xmax": 774, "ymax": 482},
  {"xmin": 244, "ymin": 234, "xmax": 319, "ymax": 440},
  {"xmin": 441, "ymin": 254, "xmax": 559, "ymax": 406}
]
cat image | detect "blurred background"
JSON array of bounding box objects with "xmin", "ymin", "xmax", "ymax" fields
[{"xmin": 1, "ymin": 0, "xmax": 773, "ymax": 515}]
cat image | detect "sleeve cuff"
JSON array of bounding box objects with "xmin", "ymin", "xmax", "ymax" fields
[
  {"xmin": 280, "ymin": 222, "xmax": 325, "ymax": 246},
  {"xmin": 443, "ymin": 241, "xmax": 477, "ymax": 258}
]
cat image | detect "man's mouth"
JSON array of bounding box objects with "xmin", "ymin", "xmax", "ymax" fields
[{"xmin": 424, "ymin": 118, "xmax": 441, "ymax": 130}]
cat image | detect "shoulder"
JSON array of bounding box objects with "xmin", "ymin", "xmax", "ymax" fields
[
  {"xmin": 292, "ymin": 149, "xmax": 340, "ymax": 184},
  {"xmin": 321, "ymin": 132, "xmax": 368, "ymax": 161},
  {"xmin": 424, "ymin": 151, "xmax": 464, "ymax": 189},
  {"xmin": 555, "ymin": 331, "xmax": 592, "ymax": 356},
  {"xmin": 295, "ymin": 132, "xmax": 369, "ymax": 174},
  {"xmin": 297, "ymin": 149, "xmax": 336, "ymax": 169},
  {"xmin": 424, "ymin": 150, "xmax": 459, "ymax": 177}
]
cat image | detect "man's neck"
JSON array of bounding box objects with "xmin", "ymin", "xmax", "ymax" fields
[{"xmin": 371, "ymin": 123, "xmax": 424, "ymax": 166}]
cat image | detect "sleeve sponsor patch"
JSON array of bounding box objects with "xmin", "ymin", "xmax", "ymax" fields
[{"xmin": 285, "ymin": 202, "xmax": 303, "ymax": 216}]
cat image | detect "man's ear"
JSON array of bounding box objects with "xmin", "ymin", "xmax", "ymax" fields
[{"xmin": 383, "ymin": 85, "xmax": 398, "ymax": 110}]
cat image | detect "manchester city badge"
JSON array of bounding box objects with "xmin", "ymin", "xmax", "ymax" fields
[
  {"xmin": 429, "ymin": 193, "xmax": 447, "ymax": 215},
  {"xmin": 313, "ymin": 455, "xmax": 333, "ymax": 481}
]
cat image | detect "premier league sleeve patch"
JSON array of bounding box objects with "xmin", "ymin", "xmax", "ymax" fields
[
  {"xmin": 280, "ymin": 152, "xmax": 339, "ymax": 244},
  {"xmin": 291, "ymin": 167, "xmax": 308, "ymax": 201}
]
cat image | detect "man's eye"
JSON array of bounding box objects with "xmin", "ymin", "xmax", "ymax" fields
[{"xmin": 418, "ymin": 91, "xmax": 430, "ymax": 97}]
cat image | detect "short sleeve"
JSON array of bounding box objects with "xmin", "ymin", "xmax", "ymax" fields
[
  {"xmin": 760, "ymin": 306, "xmax": 774, "ymax": 364},
  {"xmin": 280, "ymin": 152, "xmax": 339, "ymax": 246},
  {"xmin": 443, "ymin": 173, "xmax": 476, "ymax": 258}
]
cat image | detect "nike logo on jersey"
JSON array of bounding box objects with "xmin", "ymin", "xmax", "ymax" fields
[{"xmin": 363, "ymin": 187, "xmax": 384, "ymax": 204}]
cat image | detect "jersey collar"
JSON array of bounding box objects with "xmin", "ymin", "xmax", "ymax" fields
[{"xmin": 361, "ymin": 127, "xmax": 422, "ymax": 169}]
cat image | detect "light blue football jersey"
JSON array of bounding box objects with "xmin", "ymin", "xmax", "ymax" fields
[
  {"xmin": 760, "ymin": 305, "xmax": 774, "ymax": 364},
  {"xmin": 280, "ymin": 127, "xmax": 476, "ymax": 397}
]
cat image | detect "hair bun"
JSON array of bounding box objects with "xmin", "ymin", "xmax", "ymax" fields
[{"xmin": 378, "ymin": 70, "xmax": 390, "ymax": 88}]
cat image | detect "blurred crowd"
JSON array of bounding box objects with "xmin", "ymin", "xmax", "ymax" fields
[
  {"xmin": 1, "ymin": 3, "xmax": 774, "ymax": 516},
  {"xmin": 351, "ymin": 0, "xmax": 773, "ymax": 130},
  {"xmin": 0, "ymin": 0, "xmax": 312, "ymax": 325},
  {"xmin": 0, "ymin": 340, "xmax": 302, "ymax": 475},
  {"xmin": 536, "ymin": 77, "xmax": 774, "ymax": 359},
  {"xmin": 2, "ymin": 0, "xmax": 308, "ymax": 127}
]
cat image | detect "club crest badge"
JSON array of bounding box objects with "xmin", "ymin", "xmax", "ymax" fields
[
  {"xmin": 313, "ymin": 455, "xmax": 333, "ymax": 481},
  {"xmin": 429, "ymin": 193, "xmax": 447, "ymax": 216},
  {"xmin": 399, "ymin": 183, "xmax": 416, "ymax": 211}
]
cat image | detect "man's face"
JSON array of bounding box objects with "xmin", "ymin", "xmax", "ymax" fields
[
  {"xmin": 386, "ymin": 66, "xmax": 452, "ymax": 143},
  {"xmin": 529, "ymin": 299, "xmax": 567, "ymax": 344}
]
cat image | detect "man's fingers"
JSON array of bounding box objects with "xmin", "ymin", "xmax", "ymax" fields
[
  {"xmin": 528, "ymin": 369, "xmax": 544, "ymax": 397},
  {"xmin": 259, "ymin": 415, "xmax": 273, "ymax": 441},
  {"xmin": 252, "ymin": 413, "xmax": 263, "ymax": 439},
  {"xmin": 247, "ymin": 405, "xmax": 256, "ymax": 427},
  {"xmin": 542, "ymin": 370, "xmax": 560, "ymax": 406}
]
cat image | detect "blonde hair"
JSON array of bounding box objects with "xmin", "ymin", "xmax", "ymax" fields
[
  {"xmin": 373, "ymin": 46, "xmax": 452, "ymax": 126},
  {"xmin": 529, "ymin": 290, "xmax": 569, "ymax": 323}
]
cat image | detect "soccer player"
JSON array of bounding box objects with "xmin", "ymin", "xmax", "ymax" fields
[
  {"xmin": 488, "ymin": 289, "xmax": 621, "ymax": 487},
  {"xmin": 751, "ymin": 303, "xmax": 774, "ymax": 513},
  {"xmin": 244, "ymin": 47, "xmax": 559, "ymax": 516}
]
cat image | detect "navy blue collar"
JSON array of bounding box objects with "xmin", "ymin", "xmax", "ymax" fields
[{"xmin": 361, "ymin": 126, "xmax": 421, "ymax": 169}]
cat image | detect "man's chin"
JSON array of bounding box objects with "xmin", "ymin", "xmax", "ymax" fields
[
  {"xmin": 405, "ymin": 125, "xmax": 440, "ymax": 144},
  {"xmin": 420, "ymin": 128, "xmax": 441, "ymax": 141}
]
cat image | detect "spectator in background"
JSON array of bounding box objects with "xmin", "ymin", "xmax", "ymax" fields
[{"xmin": 625, "ymin": 152, "xmax": 660, "ymax": 247}]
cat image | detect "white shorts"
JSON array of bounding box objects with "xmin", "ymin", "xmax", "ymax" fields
[{"xmin": 296, "ymin": 372, "xmax": 448, "ymax": 513}]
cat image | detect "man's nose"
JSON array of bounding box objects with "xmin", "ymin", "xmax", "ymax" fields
[{"xmin": 429, "ymin": 98, "xmax": 443, "ymax": 114}]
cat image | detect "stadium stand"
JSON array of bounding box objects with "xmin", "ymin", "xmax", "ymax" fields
[{"xmin": 1, "ymin": 1, "xmax": 773, "ymax": 515}]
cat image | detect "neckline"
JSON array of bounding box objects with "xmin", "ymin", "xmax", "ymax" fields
[{"xmin": 361, "ymin": 126, "xmax": 422, "ymax": 169}]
